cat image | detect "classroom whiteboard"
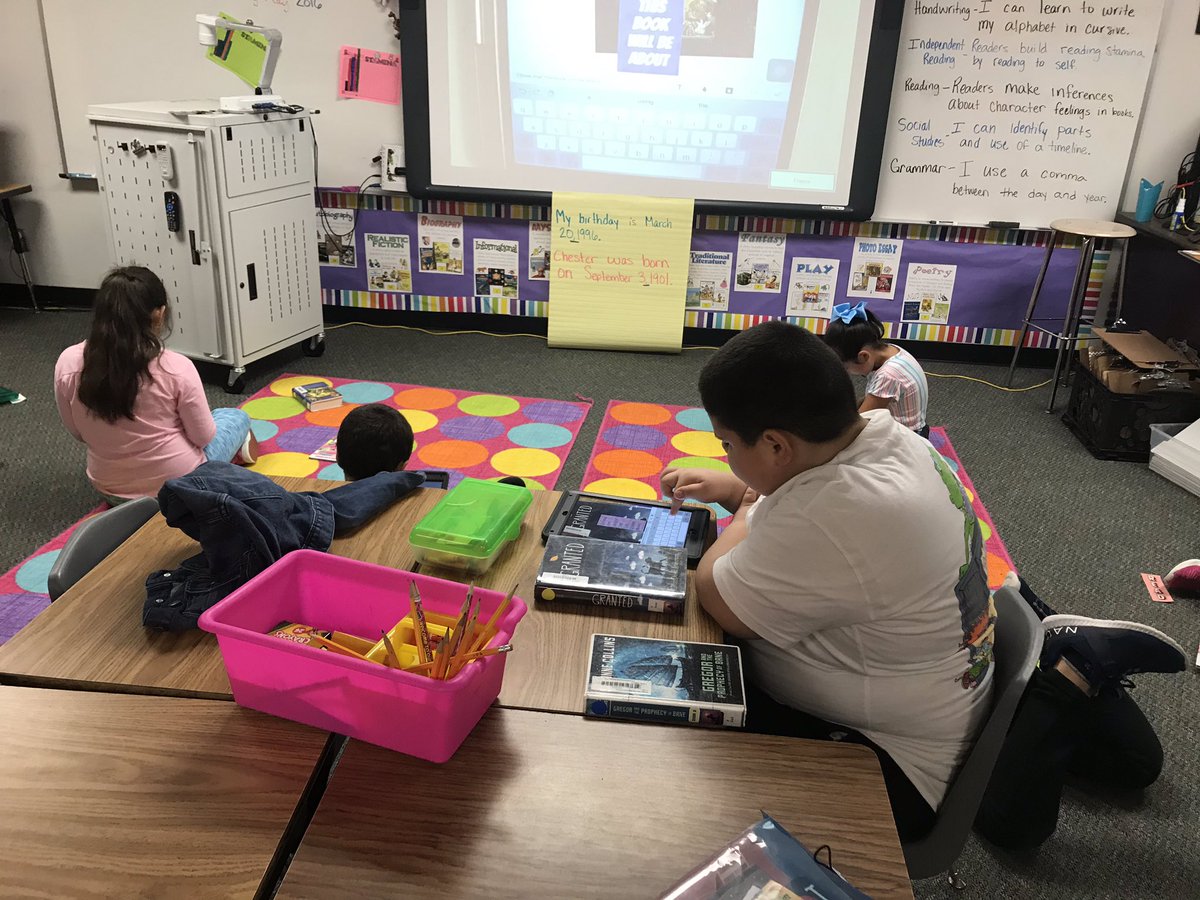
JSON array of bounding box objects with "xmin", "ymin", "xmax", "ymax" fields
[
  {"xmin": 873, "ymin": 0, "xmax": 1163, "ymax": 227},
  {"xmin": 39, "ymin": 0, "xmax": 403, "ymax": 188}
]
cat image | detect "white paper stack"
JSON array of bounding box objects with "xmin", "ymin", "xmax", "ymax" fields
[{"xmin": 1150, "ymin": 419, "xmax": 1200, "ymax": 497}]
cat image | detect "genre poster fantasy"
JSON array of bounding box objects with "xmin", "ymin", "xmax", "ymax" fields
[
  {"xmin": 685, "ymin": 250, "xmax": 732, "ymax": 310},
  {"xmin": 847, "ymin": 237, "xmax": 903, "ymax": 300},
  {"xmin": 734, "ymin": 233, "xmax": 785, "ymax": 293},
  {"xmin": 364, "ymin": 233, "xmax": 412, "ymax": 292},
  {"xmin": 784, "ymin": 257, "xmax": 840, "ymax": 318},
  {"xmin": 901, "ymin": 262, "xmax": 957, "ymax": 325},
  {"xmin": 417, "ymin": 214, "xmax": 464, "ymax": 275}
]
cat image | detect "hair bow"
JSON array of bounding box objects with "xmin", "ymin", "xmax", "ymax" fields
[{"xmin": 831, "ymin": 302, "xmax": 868, "ymax": 325}]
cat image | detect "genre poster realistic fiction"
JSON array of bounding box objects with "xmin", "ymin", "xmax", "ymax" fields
[
  {"xmin": 316, "ymin": 209, "xmax": 356, "ymax": 267},
  {"xmin": 364, "ymin": 233, "xmax": 412, "ymax": 293},
  {"xmin": 901, "ymin": 262, "xmax": 957, "ymax": 325},
  {"xmin": 473, "ymin": 238, "xmax": 520, "ymax": 298},
  {"xmin": 847, "ymin": 237, "xmax": 903, "ymax": 300},
  {"xmin": 529, "ymin": 221, "xmax": 551, "ymax": 279},
  {"xmin": 685, "ymin": 250, "xmax": 732, "ymax": 310},
  {"xmin": 785, "ymin": 257, "xmax": 840, "ymax": 319},
  {"xmin": 734, "ymin": 232, "xmax": 785, "ymax": 293},
  {"xmin": 417, "ymin": 214, "xmax": 464, "ymax": 275}
]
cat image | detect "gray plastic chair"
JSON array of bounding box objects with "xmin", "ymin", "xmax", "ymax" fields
[
  {"xmin": 47, "ymin": 497, "xmax": 159, "ymax": 601},
  {"xmin": 902, "ymin": 585, "xmax": 1041, "ymax": 887}
]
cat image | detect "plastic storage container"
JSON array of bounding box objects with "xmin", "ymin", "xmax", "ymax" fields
[
  {"xmin": 1149, "ymin": 423, "xmax": 1189, "ymax": 453},
  {"xmin": 198, "ymin": 550, "xmax": 527, "ymax": 762},
  {"xmin": 408, "ymin": 477, "xmax": 532, "ymax": 574}
]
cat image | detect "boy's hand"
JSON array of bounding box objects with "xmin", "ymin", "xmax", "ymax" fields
[{"xmin": 662, "ymin": 467, "xmax": 739, "ymax": 514}]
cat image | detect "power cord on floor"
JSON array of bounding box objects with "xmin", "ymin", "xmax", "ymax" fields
[
  {"xmin": 323, "ymin": 319, "xmax": 719, "ymax": 350},
  {"xmin": 927, "ymin": 371, "xmax": 1052, "ymax": 392}
]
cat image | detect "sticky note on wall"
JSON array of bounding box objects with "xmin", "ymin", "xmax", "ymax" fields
[
  {"xmin": 548, "ymin": 192, "xmax": 695, "ymax": 353},
  {"xmin": 338, "ymin": 45, "xmax": 402, "ymax": 105}
]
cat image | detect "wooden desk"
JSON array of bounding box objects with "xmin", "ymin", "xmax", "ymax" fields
[
  {"xmin": 0, "ymin": 479, "xmax": 442, "ymax": 699},
  {"xmin": 416, "ymin": 491, "xmax": 724, "ymax": 714},
  {"xmin": 277, "ymin": 708, "xmax": 913, "ymax": 899},
  {"xmin": 0, "ymin": 685, "xmax": 331, "ymax": 899},
  {"xmin": 0, "ymin": 182, "xmax": 36, "ymax": 309}
]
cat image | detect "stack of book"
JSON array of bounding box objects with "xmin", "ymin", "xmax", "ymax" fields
[
  {"xmin": 536, "ymin": 535, "xmax": 688, "ymax": 615},
  {"xmin": 292, "ymin": 381, "xmax": 343, "ymax": 412},
  {"xmin": 1150, "ymin": 419, "xmax": 1200, "ymax": 497}
]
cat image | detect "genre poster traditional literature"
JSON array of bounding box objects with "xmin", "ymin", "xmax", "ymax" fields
[{"xmin": 685, "ymin": 250, "xmax": 732, "ymax": 310}]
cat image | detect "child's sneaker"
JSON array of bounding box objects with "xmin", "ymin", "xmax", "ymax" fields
[
  {"xmin": 1041, "ymin": 615, "xmax": 1186, "ymax": 687},
  {"xmin": 233, "ymin": 432, "xmax": 259, "ymax": 466},
  {"xmin": 1164, "ymin": 559, "xmax": 1200, "ymax": 595}
]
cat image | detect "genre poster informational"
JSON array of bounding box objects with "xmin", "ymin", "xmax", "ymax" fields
[
  {"xmin": 364, "ymin": 233, "xmax": 412, "ymax": 293},
  {"xmin": 784, "ymin": 257, "xmax": 840, "ymax": 318},
  {"xmin": 316, "ymin": 209, "xmax": 355, "ymax": 267},
  {"xmin": 473, "ymin": 237, "xmax": 520, "ymax": 298},
  {"xmin": 417, "ymin": 214, "xmax": 464, "ymax": 275},
  {"xmin": 734, "ymin": 233, "xmax": 785, "ymax": 293},
  {"xmin": 847, "ymin": 237, "xmax": 903, "ymax": 300},
  {"xmin": 685, "ymin": 250, "xmax": 732, "ymax": 310},
  {"xmin": 901, "ymin": 262, "xmax": 957, "ymax": 325},
  {"xmin": 529, "ymin": 221, "xmax": 551, "ymax": 279}
]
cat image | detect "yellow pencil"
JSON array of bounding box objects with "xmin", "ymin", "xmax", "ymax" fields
[
  {"xmin": 380, "ymin": 631, "xmax": 401, "ymax": 668},
  {"xmin": 471, "ymin": 583, "xmax": 517, "ymax": 654},
  {"xmin": 406, "ymin": 644, "xmax": 512, "ymax": 675},
  {"xmin": 409, "ymin": 581, "xmax": 433, "ymax": 664},
  {"xmin": 303, "ymin": 631, "xmax": 375, "ymax": 663}
]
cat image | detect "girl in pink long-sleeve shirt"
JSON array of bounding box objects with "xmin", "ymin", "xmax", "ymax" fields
[{"xmin": 54, "ymin": 266, "xmax": 257, "ymax": 502}]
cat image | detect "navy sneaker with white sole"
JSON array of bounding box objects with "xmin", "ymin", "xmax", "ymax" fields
[{"xmin": 1041, "ymin": 615, "xmax": 1186, "ymax": 687}]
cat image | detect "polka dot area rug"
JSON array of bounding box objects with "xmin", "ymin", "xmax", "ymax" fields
[
  {"xmin": 580, "ymin": 402, "xmax": 1016, "ymax": 590},
  {"xmin": 242, "ymin": 375, "xmax": 592, "ymax": 491},
  {"xmin": 0, "ymin": 504, "xmax": 108, "ymax": 645}
]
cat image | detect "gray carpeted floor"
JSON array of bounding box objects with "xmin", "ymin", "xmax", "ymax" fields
[{"xmin": 2, "ymin": 307, "xmax": 1197, "ymax": 899}]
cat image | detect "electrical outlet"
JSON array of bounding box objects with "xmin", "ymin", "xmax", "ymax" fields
[{"xmin": 380, "ymin": 144, "xmax": 407, "ymax": 193}]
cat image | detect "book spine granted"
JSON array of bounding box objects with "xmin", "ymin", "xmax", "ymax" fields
[{"xmin": 536, "ymin": 582, "xmax": 684, "ymax": 616}]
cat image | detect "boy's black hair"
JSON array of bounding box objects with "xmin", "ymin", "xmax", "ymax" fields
[
  {"xmin": 336, "ymin": 404, "xmax": 414, "ymax": 480},
  {"xmin": 823, "ymin": 307, "xmax": 886, "ymax": 362},
  {"xmin": 699, "ymin": 321, "xmax": 859, "ymax": 445}
]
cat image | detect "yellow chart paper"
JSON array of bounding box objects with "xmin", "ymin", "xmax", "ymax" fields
[{"xmin": 548, "ymin": 192, "xmax": 694, "ymax": 352}]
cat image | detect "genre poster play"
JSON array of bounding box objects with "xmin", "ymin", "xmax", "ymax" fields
[
  {"xmin": 473, "ymin": 238, "xmax": 519, "ymax": 299},
  {"xmin": 685, "ymin": 250, "xmax": 732, "ymax": 310},
  {"xmin": 784, "ymin": 257, "xmax": 839, "ymax": 318},
  {"xmin": 417, "ymin": 214, "xmax": 464, "ymax": 275},
  {"xmin": 364, "ymin": 233, "xmax": 412, "ymax": 293},
  {"xmin": 529, "ymin": 221, "xmax": 551, "ymax": 279},
  {"xmin": 847, "ymin": 237, "xmax": 903, "ymax": 300},
  {"xmin": 316, "ymin": 209, "xmax": 356, "ymax": 267},
  {"xmin": 734, "ymin": 233, "xmax": 785, "ymax": 293},
  {"xmin": 901, "ymin": 262, "xmax": 957, "ymax": 325}
]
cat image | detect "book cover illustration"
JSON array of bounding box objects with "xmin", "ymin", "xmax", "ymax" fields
[
  {"xmin": 538, "ymin": 535, "xmax": 686, "ymax": 614},
  {"xmin": 293, "ymin": 382, "xmax": 343, "ymax": 411},
  {"xmin": 309, "ymin": 437, "xmax": 338, "ymax": 461},
  {"xmin": 585, "ymin": 634, "xmax": 745, "ymax": 727}
]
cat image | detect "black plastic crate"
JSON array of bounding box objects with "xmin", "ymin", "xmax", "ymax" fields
[{"xmin": 1062, "ymin": 361, "xmax": 1200, "ymax": 462}]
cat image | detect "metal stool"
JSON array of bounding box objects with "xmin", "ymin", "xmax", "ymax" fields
[{"xmin": 1006, "ymin": 218, "xmax": 1135, "ymax": 411}]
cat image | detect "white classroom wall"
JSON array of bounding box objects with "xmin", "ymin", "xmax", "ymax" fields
[{"xmin": 2, "ymin": 0, "xmax": 1198, "ymax": 291}]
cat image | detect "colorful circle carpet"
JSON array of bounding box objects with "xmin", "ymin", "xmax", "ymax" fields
[
  {"xmin": 243, "ymin": 375, "xmax": 591, "ymax": 491},
  {"xmin": 580, "ymin": 400, "xmax": 1016, "ymax": 589}
]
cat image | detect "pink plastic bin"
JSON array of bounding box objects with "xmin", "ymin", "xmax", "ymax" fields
[{"xmin": 198, "ymin": 550, "xmax": 526, "ymax": 762}]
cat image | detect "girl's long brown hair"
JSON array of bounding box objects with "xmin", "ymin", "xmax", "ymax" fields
[{"xmin": 78, "ymin": 266, "xmax": 168, "ymax": 422}]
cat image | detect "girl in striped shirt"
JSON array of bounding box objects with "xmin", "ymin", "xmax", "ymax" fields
[{"xmin": 825, "ymin": 302, "xmax": 930, "ymax": 438}]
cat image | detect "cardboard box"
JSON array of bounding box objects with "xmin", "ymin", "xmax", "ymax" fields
[
  {"xmin": 1091, "ymin": 328, "xmax": 1198, "ymax": 371},
  {"xmin": 1102, "ymin": 368, "xmax": 1200, "ymax": 396}
]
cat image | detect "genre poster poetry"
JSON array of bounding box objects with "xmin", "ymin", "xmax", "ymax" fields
[
  {"xmin": 364, "ymin": 233, "xmax": 412, "ymax": 293},
  {"xmin": 473, "ymin": 238, "xmax": 519, "ymax": 298},
  {"xmin": 316, "ymin": 209, "xmax": 356, "ymax": 267},
  {"xmin": 685, "ymin": 250, "xmax": 732, "ymax": 310},
  {"xmin": 417, "ymin": 214, "xmax": 464, "ymax": 275},
  {"xmin": 847, "ymin": 237, "xmax": 903, "ymax": 300},
  {"xmin": 785, "ymin": 257, "xmax": 840, "ymax": 319},
  {"xmin": 734, "ymin": 233, "xmax": 785, "ymax": 293},
  {"xmin": 901, "ymin": 262, "xmax": 956, "ymax": 325}
]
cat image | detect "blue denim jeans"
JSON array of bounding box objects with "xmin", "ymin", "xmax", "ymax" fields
[{"xmin": 205, "ymin": 408, "xmax": 251, "ymax": 463}]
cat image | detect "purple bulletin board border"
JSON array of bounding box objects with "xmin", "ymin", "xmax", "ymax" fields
[{"xmin": 316, "ymin": 191, "xmax": 1109, "ymax": 348}]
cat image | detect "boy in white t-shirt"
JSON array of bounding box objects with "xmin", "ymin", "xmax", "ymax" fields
[{"xmin": 662, "ymin": 321, "xmax": 994, "ymax": 841}]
